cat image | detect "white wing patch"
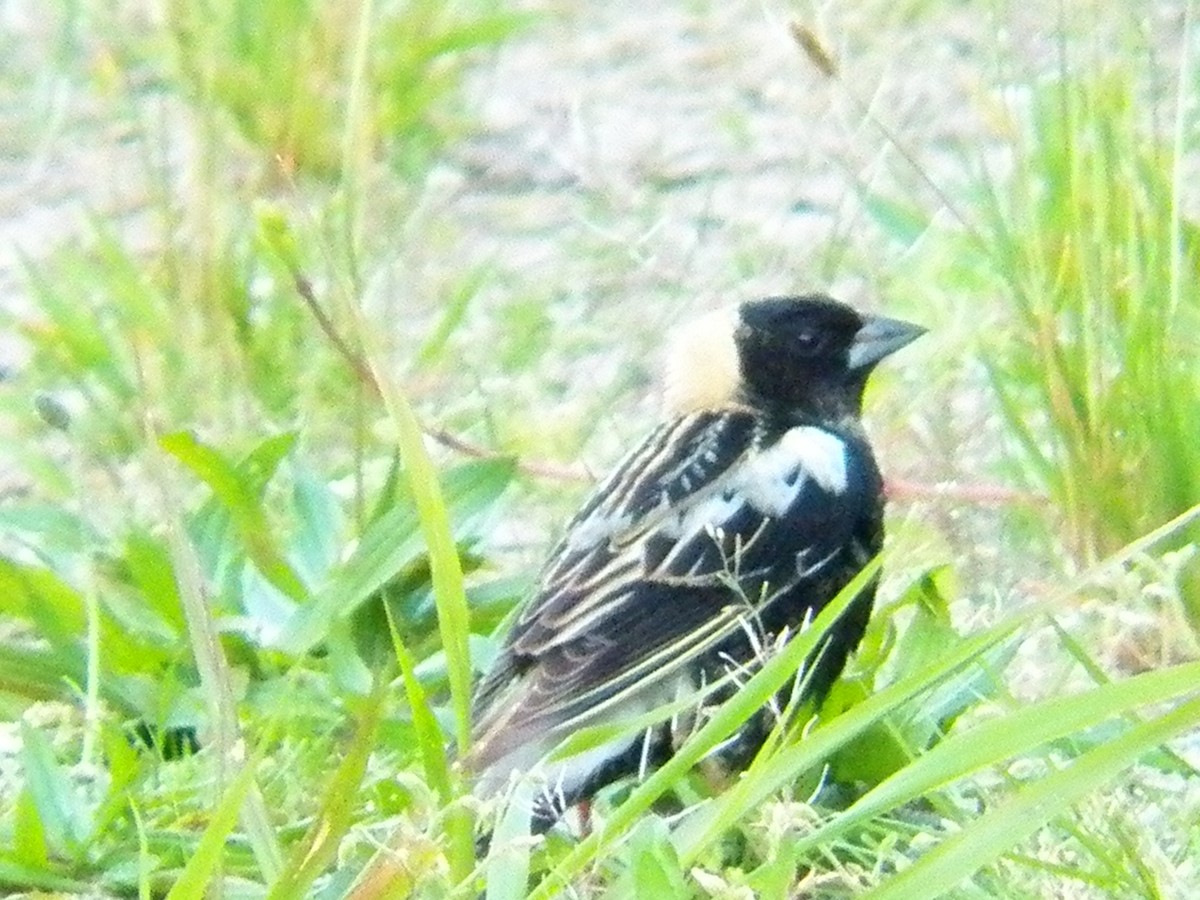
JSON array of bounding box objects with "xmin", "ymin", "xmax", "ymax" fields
[
  {"xmin": 662, "ymin": 426, "xmax": 849, "ymax": 542},
  {"xmin": 780, "ymin": 426, "xmax": 848, "ymax": 492},
  {"xmin": 566, "ymin": 426, "xmax": 847, "ymax": 552},
  {"xmin": 737, "ymin": 426, "xmax": 847, "ymax": 516}
]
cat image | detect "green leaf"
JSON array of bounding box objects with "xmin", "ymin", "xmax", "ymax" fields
[
  {"xmin": 386, "ymin": 603, "xmax": 476, "ymax": 878},
  {"xmin": 415, "ymin": 268, "xmax": 487, "ymax": 367},
  {"xmin": 122, "ymin": 531, "xmax": 187, "ymax": 636},
  {"xmin": 743, "ymin": 843, "xmax": 799, "ymax": 900},
  {"xmin": 0, "ymin": 503, "xmax": 94, "ymax": 556},
  {"xmin": 0, "ymin": 641, "xmax": 147, "ymax": 716},
  {"xmin": 858, "ymin": 189, "xmax": 932, "ymax": 247},
  {"xmin": 18, "ymin": 248, "xmax": 130, "ymax": 394},
  {"xmin": 89, "ymin": 218, "xmax": 169, "ymax": 334},
  {"xmin": 19, "ymin": 723, "xmax": 91, "ymax": 859},
  {"xmin": 627, "ymin": 816, "xmax": 690, "ymax": 899},
  {"xmin": 485, "ymin": 778, "xmax": 536, "ymax": 900},
  {"xmin": 279, "ymin": 458, "xmax": 514, "ymax": 654},
  {"xmin": 254, "ymin": 202, "xmax": 303, "ymax": 275},
  {"xmin": 388, "ymin": 610, "xmax": 452, "ymax": 802},
  {"xmin": 367, "ymin": 354, "xmax": 495, "ymax": 885},
  {"xmin": 13, "ymin": 787, "xmax": 49, "ymax": 868},
  {"xmin": 91, "ymin": 722, "xmax": 147, "ymax": 840},
  {"xmin": 289, "ymin": 462, "xmax": 343, "ymax": 585},
  {"xmin": 825, "ymin": 567, "xmax": 985, "ymax": 786},
  {"xmin": 0, "ymin": 553, "xmax": 178, "ymax": 697},
  {"xmin": 239, "ymin": 431, "xmax": 300, "ymax": 497},
  {"xmin": 423, "ymin": 12, "xmax": 536, "ymax": 58},
  {"xmin": 160, "ymin": 430, "xmax": 307, "ymax": 602},
  {"xmin": 0, "ymin": 557, "xmax": 86, "ymax": 649}
]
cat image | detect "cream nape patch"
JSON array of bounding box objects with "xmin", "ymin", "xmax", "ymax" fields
[{"xmin": 662, "ymin": 305, "xmax": 742, "ymax": 415}]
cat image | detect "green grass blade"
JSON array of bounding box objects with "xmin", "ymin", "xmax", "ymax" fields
[
  {"xmin": 0, "ymin": 854, "xmax": 91, "ymax": 894},
  {"xmin": 357, "ymin": 322, "xmax": 476, "ymax": 882},
  {"xmin": 674, "ymin": 619, "xmax": 1020, "ymax": 866},
  {"xmin": 164, "ymin": 760, "xmax": 259, "ymax": 900},
  {"xmin": 266, "ymin": 679, "xmax": 386, "ymax": 900},
  {"xmin": 865, "ymin": 693, "xmax": 1200, "ymax": 899},
  {"xmin": 485, "ymin": 778, "xmax": 537, "ymax": 900},
  {"xmin": 280, "ymin": 457, "xmax": 513, "ymax": 654},
  {"xmin": 18, "ymin": 723, "xmax": 91, "ymax": 860},
  {"xmin": 363, "ymin": 371, "xmax": 473, "ymax": 752},
  {"xmin": 149, "ymin": 431, "xmax": 285, "ymax": 881},
  {"xmin": 792, "ymin": 659, "xmax": 1200, "ymax": 856},
  {"xmin": 387, "ymin": 609, "xmax": 452, "ymax": 801}
]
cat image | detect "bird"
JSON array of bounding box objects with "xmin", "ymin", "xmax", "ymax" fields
[{"xmin": 467, "ymin": 293, "xmax": 925, "ymax": 833}]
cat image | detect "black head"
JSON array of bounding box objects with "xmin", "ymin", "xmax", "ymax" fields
[{"xmin": 734, "ymin": 294, "xmax": 925, "ymax": 420}]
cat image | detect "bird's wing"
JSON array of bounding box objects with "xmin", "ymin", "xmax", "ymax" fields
[
  {"xmin": 470, "ymin": 408, "xmax": 875, "ymax": 770},
  {"xmin": 511, "ymin": 408, "xmax": 764, "ymax": 648}
]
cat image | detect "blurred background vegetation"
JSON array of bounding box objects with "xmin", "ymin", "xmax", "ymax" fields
[{"xmin": 0, "ymin": 0, "xmax": 1197, "ymax": 897}]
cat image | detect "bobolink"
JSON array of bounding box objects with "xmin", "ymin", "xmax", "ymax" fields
[{"xmin": 469, "ymin": 294, "xmax": 924, "ymax": 831}]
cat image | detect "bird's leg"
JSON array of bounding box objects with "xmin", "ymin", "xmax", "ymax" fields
[{"xmin": 577, "ymin": 797, "xmax": 594, "ymax": 836}]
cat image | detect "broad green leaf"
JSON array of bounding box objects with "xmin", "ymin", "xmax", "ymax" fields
[
  {"xmin": 326, "ymin": 618, "xmax": 373, "ymax": 696},
  {"xmin": 485, "ymin": 778, "xmax": 536, "ymax": 900},
  {"xmin": 0, "ymin": 557, "xmax": 86, "ymax": 648},
  {"xmin": 0, "ymin": 643, "xmax": 148, "ymax": 716},
  {"xmin": 13, "ymin": 788, "xmax": 48, "ymax": 867},
  {"xmin": 0, "ymin": 639, "xmax": 81, "ymax": 704},
  {"xmin": 160, "ymin": 430, "xmax": 306, "ymax": 602},
  {"xmin": 0, "ymin": 853, "xmax": 90, "ymax": 893},
  {"xmin": 0, "ymin": 554, "xmax": 174, "ymax": 682},
  {"xmin": 627, "ymin": 816, "xmax": 689, "ymax": 899},
  {"xmin": 239, "ymin": 431, "xmax": 299, "ymax": 497},
  {"xmin": 279, "ymin": 458, "xmax": 514, "ymax": 653},
  {"xmin": 743, "ymin": 843, "xmax": 800, "ymax": 900},
  {"xmin": 289, "ymin": 461, "xmax": 343, "ymax": 585},
  {"xmin": 118, "ymin": 532, "xmax": 187, "ymax": 636},
  {"xmin": 0, "ymin": 503, "xmax": 94, "ymax": 556}
]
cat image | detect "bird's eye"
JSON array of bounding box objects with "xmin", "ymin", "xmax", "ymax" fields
[{"xmin": 794, "ymin": 328, "xmax": 826, "ymax": 355}]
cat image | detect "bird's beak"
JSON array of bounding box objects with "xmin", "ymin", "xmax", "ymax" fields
[{"xmin": 847, "ymin": 315, "xmax": 926, "ymax": 372}]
